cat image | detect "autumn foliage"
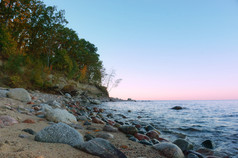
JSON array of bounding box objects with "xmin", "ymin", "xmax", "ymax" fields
[{"xmin": 0, "ymin": 0, "xmax": 104, "ymax": 89}]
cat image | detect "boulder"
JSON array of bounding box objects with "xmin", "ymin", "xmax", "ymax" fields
[
  {"xmin": 45, "ymin": 108, "xmax": 77, "ymax": 124},
  {"xmin": 146, "ymin": 130, "xmax": 160, "ymax": 140},
  {"xmin": 35, "ymin": 122, "xmax": 84, "ymax": 147},
  {"xmin": 77, "ymin": 138, "xmax": 127, "ymax": 158},
  {"xmin": 153, "ymin": 142, "xmax": 185, "ymax": 158},
  {"xmin": 7, "ymin": 88, "xmax": 31, "ymax": 102},
  {"xmin": 173, "ymin": 139, "xmax": 193, "ymax": 151},
  {"xmin": 134, "ymin": 133, "xmax": 150, "ymax": 141},
  {"xmin": 119, "ymin": 125, "xmax": 138, "ymax": 135}
]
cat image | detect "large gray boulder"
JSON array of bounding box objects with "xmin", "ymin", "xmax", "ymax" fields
[
  {"xmin": 119, "ymin": 125, "xmax": 138, "ymax": 135},
  {"xmin": 76, "ymin": 138, "xmax": 127, "ymax": 158},
  {"xmin": 153, "ymin": 142, "xmax": 185, "ymax": 158},
  {"xmin": 7, "ymin": 88, "xmax": 31, "ymax": 102},
  {"xmin": 45, "ymin": 108, "xmax": 77, "ymax": 124},
  {"xmin": 35, "ymin": 122, "xmax": 84, "ymax": 147}
]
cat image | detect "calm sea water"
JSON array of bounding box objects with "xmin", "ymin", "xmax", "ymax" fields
[{"xmin": 101, "ymin": 100, "xmax": 238, "ymax": 157}]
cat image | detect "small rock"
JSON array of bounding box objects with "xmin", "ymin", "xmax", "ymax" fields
[
  {"xmin": 119, "ymin": 125, "xmax": 138, "ymax": 135},
  {"xmin": 196, "ymin": 148, "xmax": 214, "ymax": 156},
  {"xmin": 128, "ymin": 110, "xmax": 131, "ymax": 113},
  {"xmin": 35, "ymin": 122, "xmax": 84, "ymax": 147},
  {"xmin": 86, "ymin": 127, "xmax": 97, "ymax": 130},
  {"xmin": 96, "ymin": 132, "xmax": 114, "ymax": 139},
  {"xmin": 22, "ymin": 128, "xmax": 36, "ymax": 135},
  {"xmin": 19, "ymin": 134, "xmax": 28, "ymax": 138},
  {"xmin": 65, "ymin": 93, "xmax": 72, "ymax": 99},
  {"xmin": 69, "ymin": 123, "xmax": 84, "ymax": 129},
  {"xmin": 7, "ymin": 88, "xmax": 31, "ymax": 102},
  {"xmin": 90, "ymin": 99, "xmax": 101, "ymax": 105},
  {"xmin": 137, "ymin": 116, "xmax": 142, "ymax": 119},
  {"xmin": 153, "ymin": 142, "xmax": 185, "ymax": 158},
  {"xmin": 107, "ymin": 113, "xmax": 113, "ymax": 118},
  {"xmin": 145, "ymin": 125, "xmax": 155, "ymax": 131},
  {"xmin": 0, "ymin": 115, "xmax": 18, "ymax": 126},
  {"xmin": 134, "ymin": 133, "xmax": 150, "ymax": 141},
  {"xmin": 139, "ymin": 139, "xmax": 153, "ymax": 146},
  {"xmin": 92, "ymin": 117, "xmax": 104, "ymax": 124},
  {"xmin": 77, "ymin": 138, "xmax": 127, "ymax": 158},
  {"xmin": 146, "ymin": 130, "xmax": 160, "ymax": 140},
  {"xmin": 173, "ymin": 139, "xmax": 193, "ymax": 152},
  {"xmin": 22, "ymin": 119, "xmax": 35, "ymax": 124},
  {"xmin": 151, "ymin": 139, "xmax": 160, "ymax": 145},
  {"xmin": 103, "ymin": 125, "xmax": 118, "ymax": 132},
  {"xmin": 171, "ymin": 106, "xmax": 183, "ymax": 110},
  {"xmin": 201, "ymin": 140, "xmax": 214, "ymax": 149},
  {"xmin": 129, "ymin": 136, "xmax": 138, "ymax": 142}
]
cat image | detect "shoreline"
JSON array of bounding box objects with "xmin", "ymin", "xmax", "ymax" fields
[{"xmin": 0, "ymin": 88, "xmax": 231, "ymax": 158}]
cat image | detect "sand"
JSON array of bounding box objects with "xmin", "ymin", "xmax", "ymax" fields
[{"xmin": 0, "ymin": 96, "xmax": 164, "ymax": 158}]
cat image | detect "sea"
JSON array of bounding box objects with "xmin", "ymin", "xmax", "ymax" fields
[{"xmin": 101, "ymin": 100, "xmax": 238, "ymax": 157}]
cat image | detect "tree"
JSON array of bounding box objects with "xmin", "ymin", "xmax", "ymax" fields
[{"xmin": 102, "ymin": 69, "xmax": 122, "ymax": 92}]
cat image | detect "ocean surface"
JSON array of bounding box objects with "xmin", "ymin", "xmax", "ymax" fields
[{"xmin": 101, "ymin": 100, "xmax": 238, "ymax": 157}]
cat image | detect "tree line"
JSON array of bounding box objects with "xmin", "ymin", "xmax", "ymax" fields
[{"xmin": 0, "ymin": 0, "xmax": 104, "ymax": 89}]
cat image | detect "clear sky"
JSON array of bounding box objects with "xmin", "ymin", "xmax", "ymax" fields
[{"xmin": 43, "ymin": 0, "xmax": 238, "ymax": 100}]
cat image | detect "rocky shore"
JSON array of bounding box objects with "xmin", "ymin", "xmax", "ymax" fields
[{"xmin": 0, "ymin": 88, "xmax": 230, "ymax": 158}]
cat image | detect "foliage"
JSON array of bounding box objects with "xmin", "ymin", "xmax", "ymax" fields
[{"xmin": 0, "ymin": 0, "xmax": 107, "ymax": 91}]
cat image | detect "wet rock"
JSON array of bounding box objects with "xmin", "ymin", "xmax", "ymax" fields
[
  {"xmin": 99, "ymin": 109, "xmax": 104, "ymax": 113},
  {"xmin": 135, "ymin": 124, "xmax": 141, "ymax": 129},
  {"xmin": 7, "ymin": 88, "xmax": 31, "ymax": 102},
  {"xmin": 119, "ymin": 125, "xmax": 138, "ymax": 135},
  {"xmin": 128, "ymin": 110, "xmax": 131, "ymax": 113},
  {"xmin": 139, "ymin": 139, "xmax": 153, "ymax": 146},
  {"xmin": 107, "ymin": 113, "xmax": 113, "ymax": 118},
  {"xmin": 115, "ymin": 119, "xmax": 125, "ymax": 125},
  {"xmin": 35, "ymin": 122, "xmax": 84, "ymax": 147},
  {"xmin": 45, "ymin": 108, "xmax": 77, "ymax": 124},
  {"xmin": 134, "ymin": 133, "xmax": 150, "ymax": 141},
  {"xmin": 22, "ymin": 128, "xmax": 36, "ymax": 135},
  {"xmin": 22, "ymin": 119, "xmax": 35, "ymax": 124},
  {"xmin": 92, "ymin": 117, "xmax": 104, "ymax": 124},
  {"xmin": 186, "ymin": 150, "xmax": 205, "ymax": 158},
  {"xmin": 103, "ymin": 125, "xmax": 118, "ymax": 132},
  {"xmin": 153, "ymin": 142, "xmax": 185, "ymax": 158},
  {"xmin": 0, "ymin": 115, "xmax": 18, "ymax": 126},
  {"xmin": 173, "ymin": 139, "xmax": 193, "ymax": 152},
  {"xmin": 201, "ymin": 140, "xmax": 214, "ymax": 149},
  {"xmin": 187, "ymin": 153, "xmax": 199, "ymax": 158},
  {"xmin": 171, "ymin": 106, "xmax": 183, "ymax": 110},
  {"xmin": 84, "ymin": 134, "xmax": 95, "ymax": 141},
  {"xmin": 146, "ymin": 130, "xmax": 160, "ymax": 140},
  {"xmin": 96, "ymin": 132, "xmax": 114, "ymax": 139},
  {"xmin": 86, "ymin": 127, "xmax": 97, "ymax": 130},
  {"xmin": 137, "ymin": 116, "xmax": 142, "ymax": 119},
  {"xmin": 108, "ymin": 120, "xmax": 116, "ymax": 126},
  {"xmin": 77, "ymin": 138, "xmax": 127, "ymax": 158},
  {"xmin": 93, "ymin": 107, "xmax": 99, "ymax": 112}
]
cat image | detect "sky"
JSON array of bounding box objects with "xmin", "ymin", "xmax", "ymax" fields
[{"xmin": 43, "ymin": 0, "xmax": 238, "ymax": 100}]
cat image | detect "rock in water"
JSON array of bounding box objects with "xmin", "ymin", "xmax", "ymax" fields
[
  {"xmin": 7, "ymin": 88, "xmax": 31, "ymax": 102},
  {"xmin": 201, "ymin": 140, "xmax": 214, "ymax": 149},
  {"xmin": 171, "ymin": 106, "xmax": 183, "ymax": 110},
  {"xmin": 45, "ymin": 108, "xmax": 77, "ymax": 124},
  {"xmin": 153, "ymin": 142, "xmax": 185, "ymax": 158},
  {"xmin": 35, "ymin": 122, "xmax": 84, "ymax": 147},
  {"xmin": 77, "ymin": 138, "xmax": 127, "ymax": 158},
  {"xmin": 173, "ymin": 139, "xmax": 193, "ymax": 152}
]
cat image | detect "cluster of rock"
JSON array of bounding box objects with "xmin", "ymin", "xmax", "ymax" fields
[{"xmin": 0, "ymin": 88, "xmax": 229, "ymax": 158}]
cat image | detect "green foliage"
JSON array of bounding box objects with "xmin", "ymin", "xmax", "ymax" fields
[{"xmin": 0, "ymin": 0, "xmax": 106, "ymax": 92}]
